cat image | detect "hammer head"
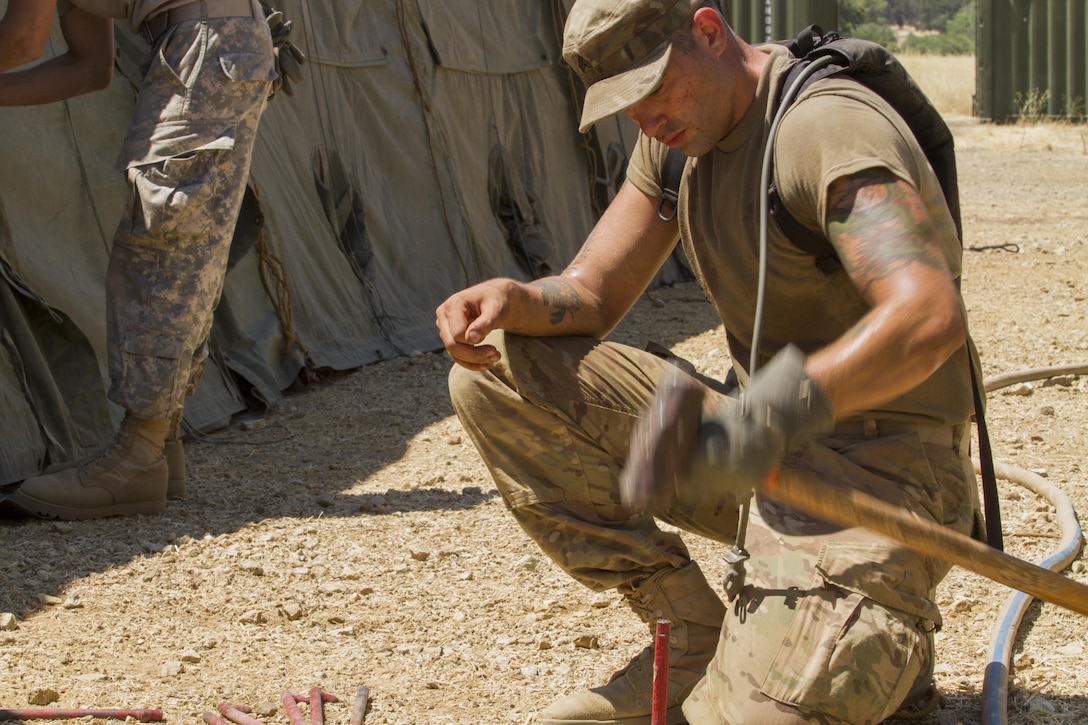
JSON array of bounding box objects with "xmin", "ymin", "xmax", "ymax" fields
[{"xmin": 620, "ymin": 364, "xmax": 707, "ymax": 511}]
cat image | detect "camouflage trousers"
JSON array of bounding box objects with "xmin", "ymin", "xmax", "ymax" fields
[
  {"xmin": 107, "ymin": 13, "xmax": 274, "ymax": 421},
  {"xmin": 449, "ymin": 331, "xmax": 978, "ymax": 724}
]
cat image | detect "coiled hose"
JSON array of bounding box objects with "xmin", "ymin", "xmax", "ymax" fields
[{"xmin": 977, "ymin": 363, "xmax": 1088, "ymax": 725}]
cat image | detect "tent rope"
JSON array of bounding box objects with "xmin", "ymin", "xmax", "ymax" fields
[{"xmin": 249, "ymin": 180, "xmax": 311, "ymax": 361}]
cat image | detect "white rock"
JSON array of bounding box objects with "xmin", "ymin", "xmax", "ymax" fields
[
  {"xmin": 159, "ymin": 661, "xmax": 184, "ymax": 677},
  {"xmin": 512, "ymin": 555, "xmax": 537, "ymax": 571}
]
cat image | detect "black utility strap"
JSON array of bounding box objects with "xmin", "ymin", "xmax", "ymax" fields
[
  {"xmin": 971, "ymin": 358, "xmax": 1004, "ymax": 551},
  {"xmin": 657, "ymin": 148, "xmax": 686, "ymax": 222}
]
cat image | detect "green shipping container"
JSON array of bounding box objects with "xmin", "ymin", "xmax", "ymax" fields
[
  {"xmin": 724, "ymin": 0, "xmax": 839, "ymax": 44},
  {"xmin": 977, "ymin": 0, "xmax": 1088, "ymax": 121}
]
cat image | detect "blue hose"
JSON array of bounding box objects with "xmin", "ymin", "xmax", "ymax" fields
[{"xmin": 978, "ymin": 366, "xmax": 1088, "ymax": 725}]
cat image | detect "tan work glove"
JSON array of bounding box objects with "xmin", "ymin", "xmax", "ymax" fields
[
  {"xmin": 621, "ymin": 344, "xmax": 835, "ymax": 512},
  {"xmin": 260, "ymin": 0, "xmax": 306, "ymax": 99}
]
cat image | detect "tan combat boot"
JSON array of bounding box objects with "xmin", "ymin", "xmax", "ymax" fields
[
  {"xmin": 165, "ymin": 411, "xmax": 186, "ymax": 500},
  {"xmin": 541, "ymin": 561, "xmax": 725, "ymax": 725},
  {"xmin": 12, "ymin": 416, "xmax": 170, "ymax": 519}
]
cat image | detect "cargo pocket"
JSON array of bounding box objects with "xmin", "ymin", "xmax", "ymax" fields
[
  {"xmin": 759, "ymin": 542, "xmax": 937, "ymax": 723},
  {"xmin": 121, "ymin": 146, "xmax": 225, "ymax": 250},
  {"xmin": 118, "ymin": 328, "xmax": 186, "ymax": 417}
]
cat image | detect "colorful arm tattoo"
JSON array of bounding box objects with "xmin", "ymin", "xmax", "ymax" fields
[{"xmin": 826, "ymin": 168, "xmax": 947, "ymax": 297}]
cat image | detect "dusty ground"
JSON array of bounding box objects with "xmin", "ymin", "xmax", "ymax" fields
[{"xmin": 0, "ymin": 118, "xmax": 1085, "ymax": 725}]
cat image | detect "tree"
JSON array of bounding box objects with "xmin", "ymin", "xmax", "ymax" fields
[
  {"xmin": 918, "ymin": 0, "xmax": 972, "ymax": 30},
  {"xmin": 839, "ymin": 0, "xmax": 889, "ymax": 33},
  {"xmin": 881, "ymin": 0, "xmax": 972, "ymax": 29},
  {"xmin": 886, "ymin": 0, "xmax": 921, "ymax": 26},
  {"xmin": 901, "ymin": 1, "xmax": 975, "ymax": 53}
]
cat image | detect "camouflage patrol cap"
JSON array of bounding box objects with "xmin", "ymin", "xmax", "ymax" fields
[{"xmin": 563, "ymin": 0, "xmax": 703, "ymax": 132}]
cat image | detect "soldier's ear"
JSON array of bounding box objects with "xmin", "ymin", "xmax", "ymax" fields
[{"xmin": 690, "ymin": 7, "xmax": 728, "ymax": 52}]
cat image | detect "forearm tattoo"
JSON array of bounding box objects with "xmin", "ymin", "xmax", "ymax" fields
[
  {"xmin": 534, "ymin": 278, "xmax": 584, "ymax": 326},
  {"xmin": 826, "ymin": 169, "xmax": 947, "ymax": 296}
]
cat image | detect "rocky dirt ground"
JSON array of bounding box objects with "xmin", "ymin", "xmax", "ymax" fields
[{"xmin": 1, "ymin": 118, "xmax": 1086, "ymax": 725}]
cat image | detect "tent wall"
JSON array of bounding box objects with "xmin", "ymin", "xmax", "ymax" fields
[{"xmin": 0, "ymin": 0, "xmax": 652, "ymax": 485}]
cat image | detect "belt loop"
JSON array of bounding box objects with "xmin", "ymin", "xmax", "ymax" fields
[
  {"xmin": 951, "ymin": 422, "xmax": 966, "ymax": 454},
  {"xmin": 200, "ymin": 0, "xmax": 209, "ymax": 20},
  {"xmin": 862, "ymin": 419, "xmax": 879, "ymax": 439}
]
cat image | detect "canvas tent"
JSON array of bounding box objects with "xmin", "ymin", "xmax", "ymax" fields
[{"xmin": 0, "ymin": 0, "xmax": 693, "ymax": 486}]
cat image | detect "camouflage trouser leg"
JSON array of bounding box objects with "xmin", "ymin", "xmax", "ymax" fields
[
  {"xmin": 107, "ymin": 15, "xmax": 274, "ymax": 420},
  {"xmin": 448, "ymin": 331, "xmax": 741, "ymax": 595},
  {"xmin": 683, "ymin": 432, "xmax": 977, "ymax": 724}
]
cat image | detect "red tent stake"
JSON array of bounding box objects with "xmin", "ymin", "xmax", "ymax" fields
[{"xmin": 652, "ymin": 619, "xmax": 671, "ymax": 725}]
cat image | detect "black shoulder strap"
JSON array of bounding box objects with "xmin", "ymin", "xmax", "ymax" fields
[
  {"xmin": 657, "ymin": 147, "xmax": 686, "ymax": 222},
  {"xmin": 766, "ymin": 27, "xmax": 852, "ymax": 272}
]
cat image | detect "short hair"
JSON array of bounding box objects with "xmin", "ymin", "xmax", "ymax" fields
[{"xmin": 669, "ymin": 1, "xmax": 725, "ymax": 54}]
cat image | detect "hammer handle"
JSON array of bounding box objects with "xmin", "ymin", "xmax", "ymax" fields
[{"xmin": 763, "ymin": 468, "xmax": 1088, "ymax": 616}]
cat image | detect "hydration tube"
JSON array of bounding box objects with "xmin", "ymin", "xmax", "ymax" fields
[{"xmin": 723, "ymin": 53, "xmax": 839, "ymax": 601}]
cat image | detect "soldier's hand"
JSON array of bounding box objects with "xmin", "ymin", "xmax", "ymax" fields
[
  {"xmin": 435, "ymin": 281, "xmax": 517, "ymax": 371},
  {"xmin": 621, "ymin": 344, "xmax": 834, "ymax": 512}
]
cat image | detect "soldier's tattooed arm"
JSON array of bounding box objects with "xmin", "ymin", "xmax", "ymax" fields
[
  {"xmin": 826, "ymin": 168, "xmax": 948, "ymax": 299},
  {"xmin": 436, "ymin": 180, "xmax": 678, "ymax": 369},
  {"xmin": 531, "ymin": 278, "xmax": 585, "ymax": 327},
  {"xmin": 803, "ymin": 167, "xmax": 966, "ymax": 418}
]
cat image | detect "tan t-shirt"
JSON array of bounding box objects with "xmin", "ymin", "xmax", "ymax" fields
[
  {"xmin": 626, "ymin": 45, "xmax": 973, "ymax": 427},
  {"xmin": 57, "ymin": 0, "xmax": 194, "ymax": 31}
]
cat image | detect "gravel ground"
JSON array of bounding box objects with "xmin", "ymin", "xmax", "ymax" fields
[{"xmin": 0, "ymin": 118, "xmax": 1085, "ymax": 725}]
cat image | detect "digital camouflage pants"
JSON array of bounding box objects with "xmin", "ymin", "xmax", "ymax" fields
[
  {"xmin": 108, "ymin": 12, "xmax": 274, "ymax": 421},
  {"xmin": 449, "ymin": 331, "xmax": 978, "ymax": 724}
]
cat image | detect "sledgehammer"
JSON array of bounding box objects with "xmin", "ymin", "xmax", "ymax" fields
[{"xmin": 622, "ymin": 367, "xmax": 1088, "ymax": 617}]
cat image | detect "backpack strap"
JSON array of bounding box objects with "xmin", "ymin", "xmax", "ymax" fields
[
  {"xmin": 764, "ymin": 34, "xmax": 854, "ymax": 273},
  {"xmin": 658, "ymin": 145, "xmax": 687, "ymax": 222},
  {"xmin": 780, "ymin": 24, "xmax": 825, "ymax": 56}
]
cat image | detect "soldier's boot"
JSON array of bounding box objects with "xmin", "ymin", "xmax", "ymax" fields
[
  {"xmin": 11, "ymin": 416, "xmax": 170, "ymax": 520},
  {"xmin": 165, "ymin": 411, "xmax": 186, "ymax": 500},
  {"xmin": 541, "ymin": 561, "xmax": 725, "ymax": 725}
]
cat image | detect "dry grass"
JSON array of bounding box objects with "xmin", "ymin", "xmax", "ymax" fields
[
  {"xmin": 896, "ymin": 54, "xmax": 1088, "ymax": 155},
  {"xmin": 896, "ymin": 53, "xmax": 977, "ymax": 118}
]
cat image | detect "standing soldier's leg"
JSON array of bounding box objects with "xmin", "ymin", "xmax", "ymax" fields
[{"xmin": 12, "ymin": 15, "xmax": 274, "ymax": 519}]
